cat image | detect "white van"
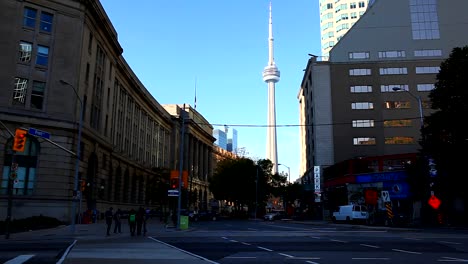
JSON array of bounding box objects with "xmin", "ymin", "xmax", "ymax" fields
[{"xmin": 332, "ymin": 205, "xmax": 368, "ymax": 223}]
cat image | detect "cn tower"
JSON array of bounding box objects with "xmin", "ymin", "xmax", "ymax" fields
[{"xmin": 262, "ymin": 1, "xmax": 280, "ymax": 174}]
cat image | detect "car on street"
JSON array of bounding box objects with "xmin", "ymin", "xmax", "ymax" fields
[{"xmin": 264, "ymin": 210, "xmax": 288, "ymax": 221}]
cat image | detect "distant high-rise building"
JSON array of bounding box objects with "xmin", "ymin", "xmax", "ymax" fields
[
  {"xmin": 213, "ymin": 129, "xmax": 227, "ymax": 150},
  {"xmin": 319, "ymin": 0, "xmax": 372, "ymax": 58},
  {"xmin": 227, "ymin": 129, "xmax": 238, "ymax": 153}
]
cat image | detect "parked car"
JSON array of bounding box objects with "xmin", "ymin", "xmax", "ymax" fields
[
  {"xmin": 192, "ymin": 210, "xmax": 219, "ymax": 221},
  {"xmin": 332, "ymin": 205, "xmax": 368, "ymax": 223},
  {"xmin": 264, "ymin": 210, "xmax": 288, "ymax": 221}
]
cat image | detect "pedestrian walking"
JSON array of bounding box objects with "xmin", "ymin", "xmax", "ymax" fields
[
  {"xmin": 128, "ymin": 208, "xmax": 137, "ymax": 236},
  {"xmin": 136, "ymin": 207, "xmax": 145, "ymax": 236},
  {"xmin": 113, "ymin": 208, "xmax": 122, "ymax": 233},
  {"xmin": 104, "ymin": 207, "xmax": 113, "ymax": 236}
]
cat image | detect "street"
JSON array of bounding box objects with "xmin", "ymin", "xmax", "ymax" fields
[
  {"xmin": 153, "ymin": 220, "xmax": 468, "ymax": 264},
  {"xmin": 1, "ymin": 219, "xmax": 468, "ymax": 263}
]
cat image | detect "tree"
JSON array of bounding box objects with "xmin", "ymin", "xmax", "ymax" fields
[{"xmin": 420, "ymin": 46, "xmax": 468, "ymax": 223}]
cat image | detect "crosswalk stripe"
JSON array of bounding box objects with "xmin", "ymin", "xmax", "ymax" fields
[{"xmin": 4, "ymin": 255, "xmax": 35, "ymax": 264}]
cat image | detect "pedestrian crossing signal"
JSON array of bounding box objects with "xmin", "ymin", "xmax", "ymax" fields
[
  {"xmin": 170, "ymin": 178, "xmax": 179, "ymax": 189},
  {"xmin": 12, "ymin": 128, "xmax": 28, "ymax": 152}
]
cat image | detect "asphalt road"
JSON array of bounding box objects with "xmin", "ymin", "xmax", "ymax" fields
[
  {"xmin": 152, "ymin": 220, "xmax": 468, "ymax": 264},
  {"xmin": 0, "ymin": 238, "xmax": 73, "ymax": 264}
]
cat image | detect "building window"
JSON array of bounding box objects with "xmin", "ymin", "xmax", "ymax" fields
[
  {"xmin": 352, "ymin": 120, "xmax": 375, "ymax": 127},
  {"xmin": 358, "ymin": 1, "xmax": 365, "ymax": 8},
  {"xmin": 40, "ymin": 12, "xmax": 53, "ymax": 32},
  {"xmin": 379, "ymin": 68, "xmax": 408, "ymax": 75},
  {"xmin": 350, "ymin": 85, "xmax": 372, "ymax": 93},
  {"xmin": 415, "ymin": 66, "xmax": 440, "ymax": 74},
  {"xmin": 350, "ymin": 12, "xmax": 357, "ymax": 19},
  {"xmin": 349, "ymin": 51, "xmax": 370, "ymax": 59},
  {"xmin": 385, "ymin": 137, "xmax": 414, "ymax": 144},
  {"xmin": 23, "ymin": 7, "xmax": 37, "ymax": 28},
  {"xmin": 378, "ymin": 50, "xmax": 406, "ymax": 58},
  {"xmin": 19, "ymin": 41, "xmax": 32, "ymax": 63},
  {"xmin": 36, "ymin": 45, "xmax": 49, "ymax": 66},
  {"xmin": 352, "ymin": 102, "xmax": 374, "ymax": 109},
  {"xmin": 410, "ymin": 0, "xmax": 440, "ymax": 40},
  {"xmin": 350, "ymin": 2, "xmax": 357, "ymax": 9},
  {"xmin": 384, "ymin": 119, "xmax": 412, "ymax": 127},
  {"xmin": 414, "ymin": 49, "xmax": 442, "ymax": 57},
  {"xmin": 381, "ymin": 84, "xmax": 409, "ymax": 92},
  {"xmin": 88, "ymin": 32, "xmax": 93, "ymax": 54},
  {"xmin": 384, "ymin": 101, "xmax": 410, "ymax": 109},
  {"xmin": 13, "ymin": 77, "xmax": 28, "ymax": 105},
  {"xmin": 349, "ymin": 68, "xmax": 371, "ymax": 76},
  {"xmin": 31, "ymin": 81, "xmax": 45, "ymax": 109},
  {"xmin": 353, "ymin": 137, "xmax": 376, "ymax": 145},
  {"xmin": 417, "ymin": 84, "xmax": 435, "ymax": 91},
  {"xmin": 85, "ymin": 63, "xmax": 90, "ymax": 84}
]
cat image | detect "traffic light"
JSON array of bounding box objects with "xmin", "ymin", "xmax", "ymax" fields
[
  {"xmin": 12, "ymin": 128, "xmax": 28, "ymax": 152},
  {"xmin": 170, "ymin": 178, "xmax": 179, "ymax": 189},
  {"xmin": 80, "ymin": 180, "xmax": 86, "ymax": 192}
]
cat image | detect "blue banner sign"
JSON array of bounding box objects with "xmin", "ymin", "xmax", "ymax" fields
[{"xmin": 355, "ymin": 171, "xmax": 407, "ymax": 183}]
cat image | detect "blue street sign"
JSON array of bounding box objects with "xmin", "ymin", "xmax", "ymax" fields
[
  {"xmin": 28, "ymin": 127, "xmax": 51, "ymax": 139},
  {"xmin": 168, "ymin": 190, "xmax": 179, "ymax": 197}
]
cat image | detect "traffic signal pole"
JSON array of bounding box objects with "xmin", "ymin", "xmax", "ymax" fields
[{"xmin": 176, "ymin": 104, "xmax": 186, "ymax": 230}]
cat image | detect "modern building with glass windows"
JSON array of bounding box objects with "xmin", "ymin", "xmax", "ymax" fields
[
  {"xmin": 213, "ymin": 129, "xmax": 227, "ymax": 150},
  {"xmin": 227, "ymin": 128, "xmax": 238, "ymax": 153},
  {"xmin": 319, "ymin": 0, "xmax": 372, "ymax": 58},
  {"xmin": 299, "ymin": 0, "xmax": 468, "ymax": 182}
]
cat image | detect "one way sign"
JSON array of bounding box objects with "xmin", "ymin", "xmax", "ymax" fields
[{"xmin": 381, "ymin": 190, "xmax": 391, "ymax": 202}]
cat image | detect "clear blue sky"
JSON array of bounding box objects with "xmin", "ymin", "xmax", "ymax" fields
[{"xmin": 100, "ymin": 0, "xmax": 321, "ymax": 182}]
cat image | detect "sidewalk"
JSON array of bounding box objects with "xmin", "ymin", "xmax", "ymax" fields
[{"xmin": 3, "ymin": 219, "xmax": 214, "ymax": 263}]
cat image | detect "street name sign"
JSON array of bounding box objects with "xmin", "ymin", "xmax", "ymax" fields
[
  {"xmin": 168, "ymin": 190, "xmax": 179, "ymax": 197},
  {"xmin": 28, "ymin": 127, "xmax": 51, "ymax": 139}
]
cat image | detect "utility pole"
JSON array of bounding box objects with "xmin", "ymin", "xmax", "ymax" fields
[{"xmin": 176, "ymin": 104, "xmax": 186, "ymax": 230}]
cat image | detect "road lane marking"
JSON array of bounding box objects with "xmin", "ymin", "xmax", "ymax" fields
[
  {"xmin": 247, "ymin": 228, "xmax": 258, "ymax": 231},
  {"xmin": 221, "ymin": 237, "xmax": 228, "ymax": 240},
  {"xmin": 294, "ymin": 257, "xmax": 321, "ymax": 260},
  {"xmin": 229, "ymin": 239, "xmax": 238, "ymax": 243},
  {"xmin": 392, "ymin": 248, "xmax": 422, "ymax": 254},
  {"xmin": 5, "ymin": 255, "xmax": 35, "ymax": 264},
  {"xmin": 440, "ymin": 241, "xmax": 462, "ymax": 245},
  {"xmin": 352, "ymin": 258, "xmax": 389, "ymax": 260},
  {"xmin": 360, "ymin": 244, "xmax": 380, "ymax": 248},
  {"xmin": 310, "ymin": 236, "xmax": 321, "ymax": 239},
  {"xmin": 226, "ymin": 257, "xmax": 256, "ymax": 259},
  {"xmin": 404, "ymin": 237, "xmax": 422, "ymax": 240},
  {"xmin": 241, "ymin": 242, "xmax": 251, "ymax": 246},
  {"xmin": 439, "ymin": 256, "xmax": 468, "ymax": 262},
  {"xmin": 306, "ymin": 261, "xmax": 320, "ymax": 264},
  {"xmin": 257, "ymin": 246, "xmax": 273, "ymax": 252},
  {"xmin": 330, "ymin": 239, "xmax": 347, "ymax": 243},
  {"xmin": 278, "ymin": 253, "xmax": 294, "ymax": 258},
  {"xmin": 149, "ymin": 237, "xmax": 220, "ymax": 264},
  {"xmin": 56, "ymin": 239, "xmax": 77, "ymax": 264}
]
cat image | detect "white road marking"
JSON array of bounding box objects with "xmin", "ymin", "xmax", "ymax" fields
[
  {"xmin": 352, "ymin": 258, "xmax": 389, "ymax": 260},
  {"xmin": 438, "ymin": 256, "xmax": 468, "ymax": 262},
  {"xmin": 241, "ymin": 242, "xmax": 251, "ymax": 246},
  {"xmin": 392, "ymin": 248, "xmax": 422, "ymax": 254},
  {"xmin": 149, "ymin": 237, "xmax": 219, "ymax": 264},
  {"xmin": 330, "ymin": 239, "xmax": 347, "ymax": 243},
  {"xmin": 5, "ymin": 255, "xmax": 35, "ymax": 264},
  {"xmin": 360, "ymin": 243, "xmax": 380, "ymax": 248},
  {"xmin": 310, "ymin": 236, "xmax": 321, "ymax": 239},
  {"xmin": 440, "ymin": 241, "xmax": 462, "ymax": 245},
  {"xmin": 257, "ymin": 246, "xmax": 273, "ymax": 252},
  {"xmin": 221, "ymin": 237, "xmax": 228, "ymax": 240},
  {"xmin": 404, "ymin": 237, "xmax": 422, "ymax": 240},
  {"xmin": 306, "ymin": 261, "xmax": 321, "ymax": 264},
  {"xmin": 294, "ymin": 257, "xmax": 321, "ymax": 260},
  {"xmin": 225, "ymin": 256, "xmax": 256, "ymax": 259},
  {"xmin": 56, "ymin": 239, "xmax": 77, "ymax": 264},
  {"xmin": 278, "ymin": 253, "xmax": 294, "ymax": 258},
  {"xmin": 247, "ymin": 228, "xmax": 258, "ymax": 231},
  {"xmin": 229, "ymin": 239, "xmax": 238, "ymax": 243}
]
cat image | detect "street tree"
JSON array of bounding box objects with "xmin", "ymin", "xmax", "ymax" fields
[{"xmin": 420, "ymin": 46, "xmax": 468, "ymax": 222}]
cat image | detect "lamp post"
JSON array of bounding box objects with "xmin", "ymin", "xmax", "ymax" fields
[
  {"xmin": 392, "ymin": 87, "xmax": 424, "ymax": 128},
  {"xmin": 278, "ymin": 163, "xmax": 290, "ymax": 183},
  {"xmin": 255, "ymin": 165, "xmax": 258, "ymax": 220},
  {"xmin": 60, "ymin": 80, "xmax": 83, "ymax": 234}
]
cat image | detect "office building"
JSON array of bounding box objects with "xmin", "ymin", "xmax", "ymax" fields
[
  {"xmin": 213, "ymin": 129, "xmax": 227, "ymax": 150},
  {"xmin": 319, "ymin": 0, "xmax": 373, "ymax": 58}
]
